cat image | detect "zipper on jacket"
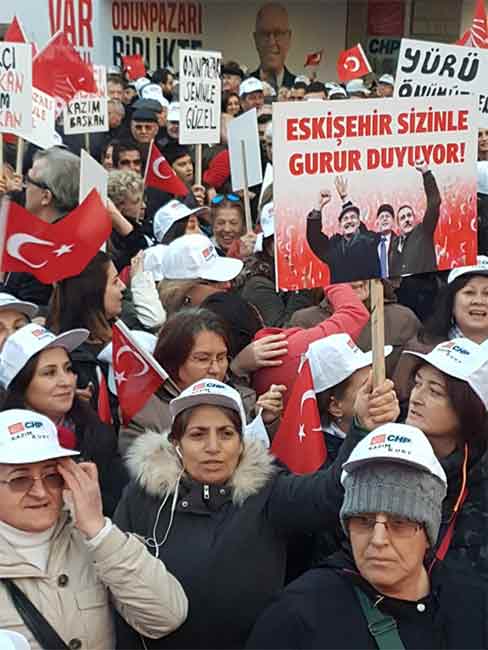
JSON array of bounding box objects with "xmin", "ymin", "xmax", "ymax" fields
[{"xmin": 203, "ymin": 484, "xmax": 210, "ymax": 500}]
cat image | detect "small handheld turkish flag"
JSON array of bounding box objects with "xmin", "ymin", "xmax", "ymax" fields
[
  {"xmin": 456, "ymin": 0, "xmax": 488, "ymax": 48},
  {"xmin": 336, "ymin": 43, "xmax": 372, "ymax": 82},
  {"xmin": 0, "ymin": 190, "xmax": 112, "ymax": 284},
  {"xmin": 271, "ymin": 356, "xmax": 326, "ymax": 474},
  {"xmin": 122, "ymin": 54, "xmax": 146, "ymax": 80},
  {"xmin": 112, "ymin": 320, "xmax": 168, "ymax": 425},
  {"xmin": 304, "ymin": 50, "xmax": 323, "ymax": 67},
  {"xmin": 145, "ymin": 142, "xmax": 190, "ymax": 197},
  {"xmin": 33, "ymin": 31, "xmax": 97, "ymax": 106}
]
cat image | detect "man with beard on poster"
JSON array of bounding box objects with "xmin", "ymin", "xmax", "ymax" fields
[
  {"xmin": 389, "ymin": 162, "xmax": 442, "ymax": 277},
  {"xmin": 306, "ymin": 177, "xmax": 381, "ymax": 283},
  {"xmin": 251, "ymin": 3, "xmax": 297, "ymax": 90}
]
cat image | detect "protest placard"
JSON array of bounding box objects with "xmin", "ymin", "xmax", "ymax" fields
[
  {"xmin": 394, "ymin": 38, "xmax": 488, "ymax": 127},
  {"xmin": 18, "ymin": 88, "xmax": 57, "ymax": 150},
  {"xmin": 79, "ymin": 149, "xmax": 108, "ymax": 204},
  {"xmin": 272, "ymin": 96, "xmax": 478, "ymax": 290},
  {"xmin": 228, "ymin": 108, "xmax": 263, "ymax": 191},
  {"xmin": 0, "ymin": 43, "xmax": 32, "ymax": 134},
  {"xmin": 63, "ymin": 65, "xmax": 108, "ymax": 135},
  {"xmin": 179, "ymin": 48, "xmax": 221, "ymax": 146}
]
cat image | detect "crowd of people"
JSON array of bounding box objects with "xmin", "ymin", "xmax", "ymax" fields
[{"xmin": 1, "ymin": 8, "xmax": 488, "ymax": 648}]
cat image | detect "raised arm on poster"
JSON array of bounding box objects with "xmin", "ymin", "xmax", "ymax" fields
[
  {"xmin": 394, "ymin": 38, "xmax": 488, "ymax": 127},
  {"xmin": 228, "ymin": 108, "xmax": 263, "ymax": 191},
  {"xmin": 272, "ymin": 95, "xmax": 478, "ymax": 292},
  {"xmin": 63, "ymin": 65, "xmax": 109, "ymax": 136},
  {"xmin": 0, "ymin": 43, "xmax": 32, "ymax": 135},
  {"xmin": 17, "ymin": 88, "xmax": 57, "ymax": 151}
]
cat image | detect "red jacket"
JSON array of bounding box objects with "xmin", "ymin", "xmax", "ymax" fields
[{"xmin": 252, "ymin": 283, "xmax": 369, "ymax": 404}]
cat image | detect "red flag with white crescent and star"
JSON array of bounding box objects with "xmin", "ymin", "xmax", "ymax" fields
[
  {"xmin": 336, "ymin": 43, "xmax": 372, "ymax": 82},
  {"xmin": 271, "ymin": 356, "xmax": 326, "ymax": 474},
  {"xmin": 144, "ymin": 142, "xmax": 190, "ymax": 197},
  {"xmin": 0, "ymin": 190, "xmax": 112, "ymax": 284},
  {"xmin": 456, "ymin": 0, "xmax": 488, "ymax": 48},
  {"xmin": 33, "ymin": 31, "xmax": 97, "ymax": 107},
  {"xmin": 112, "ymin": 320, "xmax": 168, "ymax": 425},
  {"xmin": 121, "ymin": 54, "xmax": 146, "ymax": 80}
]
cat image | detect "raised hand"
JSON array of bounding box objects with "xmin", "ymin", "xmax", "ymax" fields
[
  {"xmin": 335, "ymin": 176, "xmax": 348, "ymax": 200},
  {"xmin": 315, "ymin": 190, "xmax": 332, "ymax": 212},
  {"xmin": 353, "ymin": 372, "xmax": 399, "ymax": 432},
  {"xmin": 57, "ymin": 459, "xmax": 105, "ymax": 539},
  {"xmin": 257, "ymin": 384, "xmax": 287, "ymax": 423}
]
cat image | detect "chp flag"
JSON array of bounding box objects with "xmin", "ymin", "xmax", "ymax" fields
[
  {"xmin": 457, "ymin": 0, "xmax": 488, "ymax": 48},
  {"xmin": 337, "ymin": 43, "xmax": 372, "ymax": 82},
  {"xmin": 144, "ymin": 141, "xmax": 190, "ymax": 196},
  {"xmin": 4, "ymin": 15, "xmax": 37, "ymax": 56},
  {"xmin": 112, "ymin": 320, "xmax": 168, "ymax": 425},
  {"xmin": 0, "ymin": 189, "xmax": 112, "ymax": 283},
  {"xmin": 271, "ymin": 355, "xmax": 326, "ymax": 474},
  {"xmin": 121, "ymin": 54, "xmax": 146, "ymax": 80}
]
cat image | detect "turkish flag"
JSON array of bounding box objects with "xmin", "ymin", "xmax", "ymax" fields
[
  {"xmin": 122, "ymin": 54, "xmax": 146, "ymax": 80},
  {"xmin": 144, "ymin": 142, "xmax": 190, "ymax": 197},
  {"xmin": 112, "ymin": 320, "xmax": 168, "ymax": 425},
  {"xmin": 336, "ymin": 43, "xmax": 372, "ymax": 82},
  {"xmin": 33, "ymin": 31, "xmax": 97, "ymax": 106},
  {"xmin": 0, "ymin": 190, "xmax": 112, "ymax": 284},
  {"xmin": 271, "ymin": 356, "xmax": 326, "ymax": 474},
  {"xmin": 304, "ymin": 50, "xmax": 323, "ymax": 67},
  {"xmin": 456, "ymin": 0, "xmax": 488, "ymax": 48}
]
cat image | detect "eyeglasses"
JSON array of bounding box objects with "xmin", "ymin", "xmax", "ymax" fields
[
  {"xmin": 256, "ymin": 29, "xmax": 291, "ymax": 42},
  {"xmin": 24, "ymin": 174, "xmax": 57, "ymax": 199},
  {"xmin": 211, "ymin": 194, "xmax": 241, "ymax": 205},
  {"xmin": 348, "ymin": 515, "xmax": 422, "ymax": 538},
  {"xmin": 0, "ymin": 472, "xmax": 64, "ymax": 493},
  {"xmin": 189, "ymin": 353, "xmax": 229, "ymax": 366}
]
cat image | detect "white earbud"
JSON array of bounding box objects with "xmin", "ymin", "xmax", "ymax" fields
[{"xmin": 176, "ymin": 446, "xmax": 183, "ymax": 459}]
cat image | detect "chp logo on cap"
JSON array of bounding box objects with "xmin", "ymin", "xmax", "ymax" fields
[
  {"xmin": 191, "ymin": 380, "xmax": 225, "ymax": 394},
  {"xmin": 437, "ymin": 340, "xmax": 471, "ymax": 362},
  {"xmin": 201, "ymin": 245, "xmax": 217, "ymax": 261},
  {"xmin": 7, "ymin": 418, "xmax": 46, "ymax": 441},
  {"xmin": 368, "ymin": 431, "xmax": 411, "ymax": 450}
]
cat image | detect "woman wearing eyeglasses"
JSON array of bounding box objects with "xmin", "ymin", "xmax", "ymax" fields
[
  {"xmin": 247, "ymin": 425, "xmax": 486, "ymax": 649},
  {"xmin": 118, "ymin": 307, "xmax": 285, "ymax": 456},
  {"xmin": 0, "ymin": 408, "xmax": 187, "ymax": 650}
]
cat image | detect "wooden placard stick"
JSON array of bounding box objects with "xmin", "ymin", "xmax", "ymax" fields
[
  {"xmin": 16, "ymin": 137, "xmax": 24, "ymax": 176},
  {"xmin": 195, "ymin": 143, "xmax": 202, "ymax": 187},
  {"xmin": 240, "ymin": 139, "xmax": 252, "ymax": 232},
  {"xmin": 370, "ymin": 278, "xmax": 386, "ymax": 387}
]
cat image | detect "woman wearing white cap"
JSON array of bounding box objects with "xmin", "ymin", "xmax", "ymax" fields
[
  {"xmin": 399, "ymin": 338, "xmax": 488, "ymax": 582},
  {"xmin": 247, "ymin": 424, "xmax": 486, "ymax": 649},
  {"xmin": 0, "ymin": 408, "xmax": 187, "ymax": 649},
  {"xmin": 0, "ymin": 293, "xmax": 38, "ymax": 351},
  {"xmin": 394, "ymin": 256, "xmax": 488, "ymax": 407},
  {"xmin": 0, "ymin": 324, "xmax": 128, "ymax": 516},
  {"xmin": 114, "ymin": 375, "xmax": 399, "ymax": 650}
]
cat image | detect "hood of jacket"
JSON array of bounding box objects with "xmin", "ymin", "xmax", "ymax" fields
[{"xmin": 126, "ymin": 432, "xmax": 277, "ymax": 507}]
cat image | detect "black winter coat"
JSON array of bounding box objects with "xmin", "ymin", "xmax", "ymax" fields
[
  {"xmin": 246, "ymin": 552, "xmax": 487, "ymax": 649},
  {"xmin": 113, "ymin": 429, "xmax": 364, "ymax": 650}
]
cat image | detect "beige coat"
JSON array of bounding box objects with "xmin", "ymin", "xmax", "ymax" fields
[{"xmin": 0, "ymin": 514, "xmax": 188, "ymax": 650}]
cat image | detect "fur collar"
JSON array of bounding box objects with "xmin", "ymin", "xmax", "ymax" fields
[{"xmin": 126, "ymin": 432, "xmax": 277, "ymax": 506}]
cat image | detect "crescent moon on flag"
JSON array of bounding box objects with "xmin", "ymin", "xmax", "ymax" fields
[
  {"xmin": 153, "ymin": 157, "xmax": 173, "ymax": 180},
  {"xmin": 6, "ymin": 233, "xmax": 53, "ymax": 269},
  {"xmin": 345, "ymin": 55, "xmax": 360, "ymax": 72},
  {"xmin": 300, "ymin": 389, "xmax": 317, "ymax": 411},
  {"xmin": 116, "ymin": 345, "xmax": 149, "ymax": 377}
]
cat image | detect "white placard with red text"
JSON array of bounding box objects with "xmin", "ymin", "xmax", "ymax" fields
[{"xmin": 0, "ymin": 43, "xmax": 32, "ymax": 135}]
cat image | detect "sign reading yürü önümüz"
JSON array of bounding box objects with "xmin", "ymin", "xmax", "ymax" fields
[{"xmin": 179, "ymin": 48, "xmax": 221, "ymax": 145}]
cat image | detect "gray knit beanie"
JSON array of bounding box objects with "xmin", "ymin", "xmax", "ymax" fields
[{"xmin": 340, "ymin": 463, "xmax": 447, "ymax": 546}]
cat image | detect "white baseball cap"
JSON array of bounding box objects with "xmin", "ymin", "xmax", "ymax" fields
[
  {"xmin": 0, "ymin": 293, "xmax": 38, "ymax": 319},
  {"xmin": 141, "ymin": 83, "xmax": 170, "ymax": 109},
  {"xmin": 170, "ymin": 378, "xmax": 247, "ymax": 431},
  {"xmin": 0, "ymin": 409, "xmax": 79, "ymax": 464},
  {"xmin": 97, "ymin": 331, "xmax": 158, "ymax": 394},
  {"xmin": 239, "ymin": 77, "xmax": 264, "ymax": 97},
  {"xmin": 0, "ymin": 323, "xmax": 89, "ymax": 388},
  {"xmin": 143, "ymin": 244, "xmax": 169, "ymax": 282},
  {"xmin": 161, "ymin": 234, "xmax": 243, "ymax": 282},
  {"xmin": 307, "ymin": 333, "xmax": 392, "ymax": 393},
  {"xmin": 403, "ymin": 338, "xmax": 488, "ymax": 409},
  {"xmin": 0, "ymin": 630, "xmax": 31, "ymax": 650},
  {"xmin": 379, "ymin": 73, "xmax": 395, "ymax": 86},
  {"xmin": 259, "ymin": 202, "xmax": 274, "ymax": 239},
  {"xmin": 341, "ymin": 423, "xmax": 446, "ymax": 485},
  {"xmin": 168, "ymin": 102, "xmax": 180, "ymax": 122},
  {"xmin": 328, "ymin": 86, "xmax": 348, "ymax": 99},
  {"xmin": 134, "ymin": 77, "xmax": 151, "ymax": 95},
  {"xmin": 153, "ymin": 200, "xmax": 208, "ymax": 243},
  {"xmin": 447, "ymin": 255, "xmax": 488, "ymax": 284},
  {"xmin": 478, "ymin": 161, "xmax": 488, "ymax": 195},
  {"xmin": 345, "ymin": 78, "xmax": 371, "ymax": 95}
]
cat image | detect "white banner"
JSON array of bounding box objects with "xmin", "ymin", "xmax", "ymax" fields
[
  {"xmin": 18, "ymin": 88, "xmax": 57, "ymax": 150},
  {"xmin": 0, "ymin": 43, "xmax": 32, "ymax": 135},
  {"xmin": 395, "ymin": 38, "xmax": 488, "ymax": 127},
  {"xmin": 63, "ymin": 64, "xmax": 108, "ymax": 135},
  {"xmin": 228, "ymin": 108, "xmax": 263, "ymax": 191},
  {"xmin": 179, "ymin": 48, "xmax": 221, "ymax": 145}
]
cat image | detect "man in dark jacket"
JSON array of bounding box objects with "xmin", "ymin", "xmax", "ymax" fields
[
  {"xmin": 390, "ymin": 163, "xmax": 442, "ymax": 276},
  {"xmin": 306, "ymin": 190, "xmax": 381, "ymax": 283}
]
